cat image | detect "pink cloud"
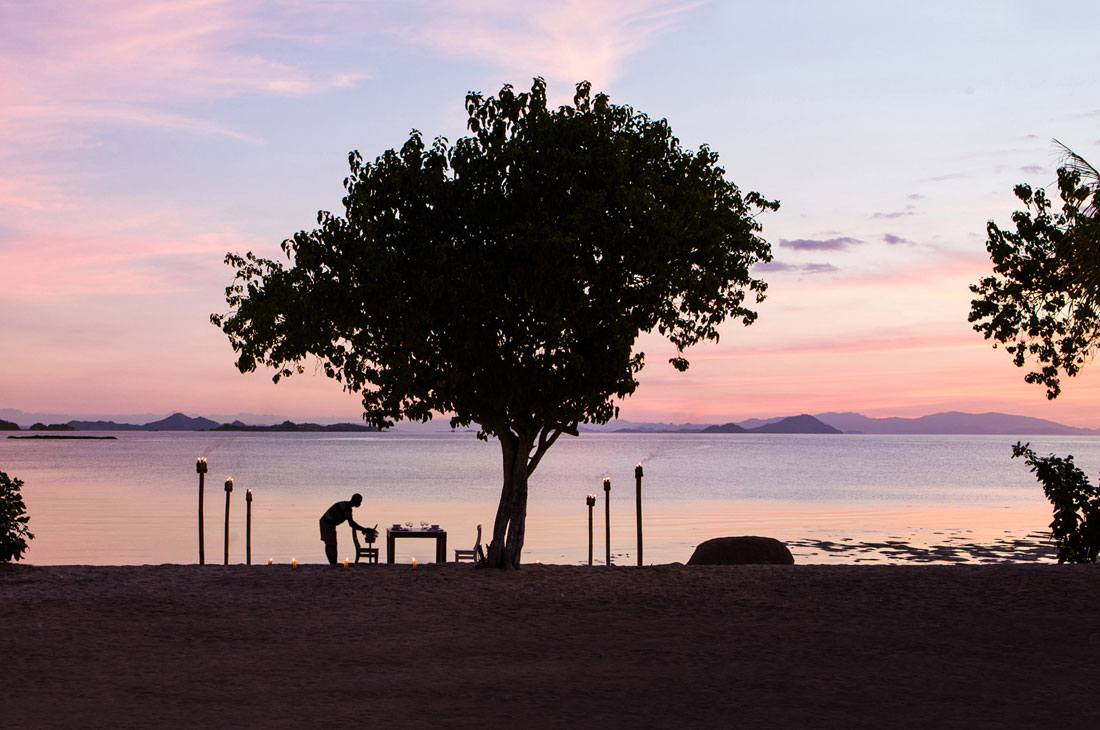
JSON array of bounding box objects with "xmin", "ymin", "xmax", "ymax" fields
[
  {"xmin": 0, "ymin": 175, "xmax": 61, "ymax": 211},
  {"xmin": 0, "ymin": 0, "xmax": 368, "ymax": 143},
  {"xmin": 0, "ymin": 228, "xmax": 261, "ymax": 298},
  {"xmin": 398, "ymin": 0, "xmax": 703, "ymax": 90},
  {"xmin": 3, "ymin": 103, "xmax": 263, "ymax": 145}
]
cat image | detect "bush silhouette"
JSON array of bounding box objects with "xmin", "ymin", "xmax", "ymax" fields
[
  {"xmin": 1012, "ymin": 442, "xmax": 1100, "ymax": 563},
  {"xmin": 0, "ymin": 470, "xmax": 34, "ymax": 563}
]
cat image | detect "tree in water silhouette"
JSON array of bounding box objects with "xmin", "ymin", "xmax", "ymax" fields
[{"xmin": 213, "ymin": 78, "xmax": 777, "ymax": 568}]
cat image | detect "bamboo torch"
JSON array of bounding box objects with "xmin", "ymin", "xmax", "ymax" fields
[
  {"xmin": 196, "ymin": 457, "xmax": 207, "ymax": 565},
  {"xmin": 586, "ymin": 494, "xmax": 596, "ymax": 566},
  {"xmin": 635, "ymin": 463, "xmax": 644, "ymax": 567},
  {"xmin": 246, "ymin": 488, "xmax": 253, "ymax": 566},
  {"xmin": 223, "ymin": 477, "xmax": 233, "ymax": 565},
  {"xmin": 603, "ymin": 477, "xmax": 611, "ymax": 566}
]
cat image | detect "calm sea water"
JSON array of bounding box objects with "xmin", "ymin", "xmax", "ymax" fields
[{"xmin": 3, "ymin": 431, "xmax": 1097, "ymax": 565}]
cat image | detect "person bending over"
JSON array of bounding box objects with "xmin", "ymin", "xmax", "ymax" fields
[{"xmin": 319, "ymin": 493, "xmax": 374, "ymax": 565}]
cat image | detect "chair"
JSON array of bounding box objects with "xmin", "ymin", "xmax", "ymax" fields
[
  {"xmin": 353, "ymin": 524, "xmax": 379, "ymax": 564},
  {"xmin": 454, "ymin": 524, "xmax": 485, "ymax": 563}
]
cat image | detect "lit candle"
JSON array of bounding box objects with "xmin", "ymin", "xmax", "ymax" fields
[
  {"xmin": 343, "ymin": 557, "xmax": 348, "ymax": 567},
  {"xmin": 412, "ymin": 558, "xmax": 417, "ymax": 567},
  {"xmin": 291, "ymin": 557, "xmax": 297, "ymax": 567},
  {"xmin": 268, "ymin": 557, "xmax": 273, "ymax": 565}
]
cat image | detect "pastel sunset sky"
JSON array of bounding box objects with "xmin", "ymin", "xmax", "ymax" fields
[{"xmin": 3, "ymin": 0, "xmax": 1100, "ymax": 426}]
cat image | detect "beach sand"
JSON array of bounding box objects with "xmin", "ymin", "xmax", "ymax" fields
[{"xmin": 2, "ymin": 562, "xmax": 1098, "ymax": 729}]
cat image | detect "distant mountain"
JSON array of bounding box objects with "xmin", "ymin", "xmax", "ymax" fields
[
  {"xmin": 0, "ymin": 419, "xmax": 20, "ymax": 431},
  {"xmin": 815, "ymin": 411, "xmax": 1100, "ymax": 435},
  {"xmin": 214, "ymin": 420, "xmax": 377, "ymax": 432},
  {"xmin": 700, "ymin": 422, "xmax": 747, "ymax": 433},
  {"xmin": 613, "ymin": 426, "xmax": 708, "ymax": 433},
  {"xmin": 751, "ymin": 414, "xmax": 841, "ymax": 434},
  {"xmin": 588, "ymin": 410, "xmax": 1099, "ymax": 435},
  {"xmin": 206, "ymin": 412, "xmax": 368, "ymax": 427},
  {"xmin": 591, "ymin": 420, "xmax": 712, "ymax": 433},
  {"xmin": 702, "ymin": 414, "xmax": 840, "ymax": 434},
  {"xmin": 2, "ymin": 408, "xmax": 163, "ymax": 429},
  {"xmin": 12, "ymin": 407, "xmax": 1098, "ymax": 435},
  {"xmin": 733, "ymin": 416, "xmax": 786, "ymax": 430},
  {"xmin": 142, "ymin": 413, "xmax": 221, "ymax": 431},
  {"xmin": 66, "ymin": 420, "xmax": 145, "ymax": 431},
  {"xmin": 68, "ymin": 413, "xmax": 220, "ymax": 431}
]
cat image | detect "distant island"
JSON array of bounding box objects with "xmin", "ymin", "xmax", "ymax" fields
[
  {"xmin": 0, "ymin": 412, "xmax": 376, "ymax": 433},
  {"xmin": 8, "ymin": 435, "xmax": 117, "ymax": 440},
  {"xmin": 3, "ymin": 409, "xmax": 1099, "ymax": 436},
  {"xmin": 65, "ymin": 413, "xmax": 221, "ymax": 431},
  {"xmin": 616, "ymin": 413, "xmax": 842, "ymax": 434},
  {"xmin": 213, "ymin": 420, "xmax": 377, "ymax": 433},
  {"xmin": 593, "ymin": 410, "xmax": 1100, "ymax": 436},
  {"xmin": 700, "ymin": 414, "xmax": 842, "ymax": 434}
]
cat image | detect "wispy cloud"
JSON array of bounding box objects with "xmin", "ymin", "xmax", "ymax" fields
[
  {"xmin": 778, "ymin": 237, "xmax": 861, "ymax": 251},
  {"xmin": 755, "ymin": 261, "xmax": 838, "ymax": 274},
  {"xmin": 1020, "ymin": 164, "xmax": 1046, "ymax": 175},
  {"xmin": 2, "ymin": 104, "xmax": 263, "ymax": 145},
  {"xmin": 0, "ymin": 175, "xmax": 62, "ymax": 211},
  {"xmin": 883, "ymin": 233, "xmax": 916, "ymax": 246},
  {"xmin": 0, "ymin": 0, "xmax": 367, "ymax": 144},
  {"xmin": 0, "ymin": 228, "xmax": 263, "ymax": 298},
  {"xmin": 398, "ymin": 0, "xmax": 703, "ymax": 90},
  {"xmin": 871, "ymin": 210, "xmax": 914, "ymax": 220},
  {"xmin": 697, "ymin": 329, "xmax": 980, "ymax": 360},
  {"xmin": 921, "ymin": 171, "xmax": 970, "ymax": 183}
]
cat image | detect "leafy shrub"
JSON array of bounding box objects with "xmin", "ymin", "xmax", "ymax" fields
[
  {"xmin": 1012, "ymin": 442, "xmax": 1100, "ymax": 563},
  {"xmin": 0, "ymin": 470, "xmax": 34, "ymax": 563}
]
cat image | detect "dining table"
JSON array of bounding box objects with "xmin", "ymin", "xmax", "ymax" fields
[{"xmin": 386, "ymin": 526, "xmax": 448, "ymax": 564}]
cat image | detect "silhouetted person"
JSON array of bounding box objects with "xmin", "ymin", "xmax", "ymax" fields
[{"xmin": 319, "ymin": 493, "xmax": 374, "ymax": 565}]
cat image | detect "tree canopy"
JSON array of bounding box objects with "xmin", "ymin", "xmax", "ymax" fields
[
  {"xmin": 969, "ymin": 143, "xmax": 1100, "ymax": 398},
  {"xmin": 213, "ymin": 78, "xmax": 777, "ymax": 567}
]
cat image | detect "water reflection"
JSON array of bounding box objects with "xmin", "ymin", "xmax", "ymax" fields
[{"xmin": 2, "ymin": 431, "xmax": 1081, "ymax": 565}]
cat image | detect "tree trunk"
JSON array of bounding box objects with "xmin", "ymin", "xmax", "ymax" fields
[{"xmin": 487, "ymin": 430, "xmax": 534, "ymax": 569}]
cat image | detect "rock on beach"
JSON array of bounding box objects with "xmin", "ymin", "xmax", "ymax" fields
[{"xmin": 687, "ymin": 535, "xmax": 795, "ymax": 565}]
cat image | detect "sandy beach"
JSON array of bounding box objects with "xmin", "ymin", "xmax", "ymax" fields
[{"xmin": 2, "ymin": 562, "xmax": 1098, "ymax": 729}]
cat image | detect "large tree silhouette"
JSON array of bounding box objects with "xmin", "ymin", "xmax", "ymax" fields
[
  {"xmin": 213, "ymin": 78, "xmax": 777, "ymax": 568},
  {"xmin": 970, "ymin": 142, "xmax": 1100, "ymax": 398}
]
